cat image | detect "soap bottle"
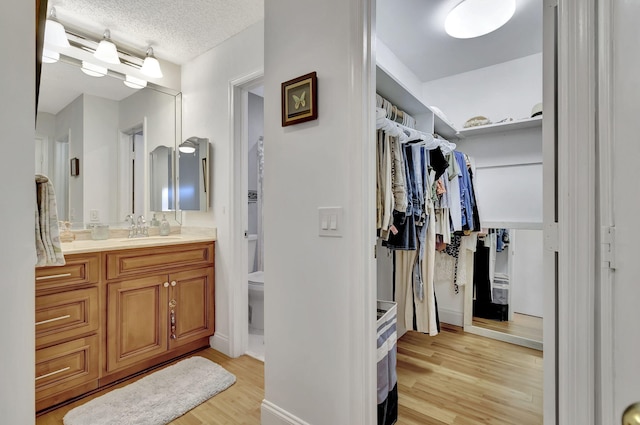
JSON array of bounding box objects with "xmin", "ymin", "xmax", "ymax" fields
[{"xmin": 159, "ymin": 214, "xmax": 170, "ymax": 236}]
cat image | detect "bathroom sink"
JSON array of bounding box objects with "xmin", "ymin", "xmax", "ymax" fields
[{"xmin": 117, "ymin": 236, "xmax": 183, "ymax": 243}]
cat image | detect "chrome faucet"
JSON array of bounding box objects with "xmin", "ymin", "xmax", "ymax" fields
[
  {"xmin": 125, "ymin": 214, "xmax": 136, "ymax": 238},
  {"xmin": 136, "ymin": 215, "xmax": 149, "ymax": 237}
]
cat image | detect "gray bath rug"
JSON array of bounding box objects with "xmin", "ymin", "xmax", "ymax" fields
[{"xmin": 63, "ymin": 356, "xmax": 236, "ymax": 425}]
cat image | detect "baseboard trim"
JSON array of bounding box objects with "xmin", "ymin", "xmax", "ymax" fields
[
  {"xmin": 464, "ymin": 324, "xmax": 543, "ymax": 351},
  {"xmin": 261, "ymin": 399, "xmax": 311, "ymax": 425},
  {"xmin": 210, "ymin": 333, "xmax": 230, "ymax": 356},
  {"xmin": 438, "ymin": 308, "xmax": 464, "ymax": 327}
]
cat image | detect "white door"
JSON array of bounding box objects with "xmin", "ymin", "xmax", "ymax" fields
[{"xmin": 608, "ymin": 0, "xmax": 640, "ymax": 422}]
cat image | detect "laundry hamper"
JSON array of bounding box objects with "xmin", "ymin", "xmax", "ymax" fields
[{"xmin": 377, "ymin": 300, "xmax": 398, "ymax": 425}]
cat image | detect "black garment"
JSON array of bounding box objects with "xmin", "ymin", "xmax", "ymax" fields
[{"xmin": 429, "ymin": 147, "xmax": 449, "ymax": 180}]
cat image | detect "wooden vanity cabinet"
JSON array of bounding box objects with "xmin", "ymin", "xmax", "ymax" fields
[
  {"xmin": 35, "ymin": 241, "xmax": 215, "ymax": 412},
  {"xmin": 104, "ymin": 242, "xmax": 215, "ymax": 377},
  {"xmin": 35, "ymin": 253, "xmax": 101, "ymax": 412}
]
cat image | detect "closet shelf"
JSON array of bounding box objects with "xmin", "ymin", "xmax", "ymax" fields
[
  {"xmin": 375, "ymin": 65, "xmax": 459, "ymax": 139},
  {"xmin": 457, "ymin": 116, "xmax": 542, "ymax": 138}
]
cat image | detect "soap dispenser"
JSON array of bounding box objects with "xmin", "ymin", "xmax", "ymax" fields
[
  {"xmin": 159, "ymin": 214, "xmax": 171, "ymax": 236},
  {"xmin": 150, "ymin": 213, "xmax": 160, "ymax": 227}
]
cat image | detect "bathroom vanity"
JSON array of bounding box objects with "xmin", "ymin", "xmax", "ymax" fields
[{"xmin": 34, "ymin": 235, "xmax": 215, "ymax": 412}]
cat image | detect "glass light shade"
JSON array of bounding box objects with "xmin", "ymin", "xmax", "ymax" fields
[
  {"xmin": 94, "ymin": 30, "xmax": 120, "ymax": 64},
  {"xmin": 178, "ymin": 140, "xmax": 196, "ymax": 154},
  {"xmin": 445, "ymin": 0, "xmax": 516, "ymax": 39},
  {"xmin": 44, "ymin": 16, "xmax": 70, "ymax": 48},
  {"xmin": 42, "ymin": 48, "xmax": 59, "ymax": 63},
  {"xmin": 123, "ymin": 75, "xmax": 147, "ymax": 89},
  {"xmin": 140, "ymin": 48, "xmax": 163, "ymax": 78},
  {"xmin": 81, "ymin": 61, "xmax": 108, "ymax": 77}
]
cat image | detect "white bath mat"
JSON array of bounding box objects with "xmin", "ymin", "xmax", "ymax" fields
[{"xmin": 63, "ymin": 356, "xmax": 236, "ymax": 425}]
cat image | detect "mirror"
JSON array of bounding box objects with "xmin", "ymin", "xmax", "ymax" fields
[
  {"xmin": 470, "ymin": 225, "xmax": 543, "ymax": 344},
  {"xmin": 35, "ymin": 56, "xmax": 183, "ymax": 227},
  {"xmin": 177, "ymin": 137, "xmax": 209, "ymax": 212}
]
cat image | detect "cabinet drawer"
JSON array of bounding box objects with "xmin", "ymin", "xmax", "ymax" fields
[
  {"xmin": 36, "ymin": 287, "xmax": 99, "ymax": 348},
  {"xmin": 36, "ymin": 253, "xmax": 100, "ymax": 291},
  {"xmin": 106, "ymin": 242, "xmax": 214, "ymax": 280},
  {"xmin": 35, "ymin": 335, "xmax": 99, "ymax": 401}
]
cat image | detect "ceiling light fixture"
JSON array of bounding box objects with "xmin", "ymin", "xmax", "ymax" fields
[
  {"xmin": 44, "ymin": 7, "xmax": 70, "ymax": 48},
  {"xmin": 94, "ymin": 29, "xmax": 120, "ymax": 64},
  {"xmin": 178, "ymin": 139, "xmax": 197, "ymax": 154},
  {"xmin": 123, "ymin": 75, "xmax": 147, "ymax": 89},
  {"xmin": 80, "ymin": 61, "xmax": 108, "ymax": 77},
  {"xmin": 140, "ymin": 47, "xmax": 163, "ymax": 79},
  {"xmin": 445, "ymin": 0, "xmax": 516, "ymax": 39}
]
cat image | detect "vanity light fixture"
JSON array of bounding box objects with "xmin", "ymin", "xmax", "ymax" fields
[
  {"xmin": 123, "ymin": 75, "xmax": 147, "ymax": 89},
  {"xmin": 44, "ymin": 7, "xmax": 70, "ymax": 48},
  {"xmin": 94, "ymin": 29, "xmax": 121, "ymax": 64},
  {"xmin": 178, "ymin": 139, "xmax": 197, "ymax": 154},
  {"xmin": 80, "ymin": 61, "xmax": 108, "ymax": 77},
  {"xmin": 445, "ymin": 0, "xmax": 516, "ymax": 39},
  {"xmin": 42, "ymin": 48, "xmax": 60, "ymax": 64},
  {"xmin": 140, "ymin": 47, "xmax": 163, "ymax": 79}
]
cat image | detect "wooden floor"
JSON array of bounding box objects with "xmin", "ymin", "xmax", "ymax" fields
[
  {"xmin": 37, "ymin": 326, "xmax": 542, "ymax": 425},
  {"xmin": 36, "ymin": 350, "xmax": 264, "ymax": 425},
  {"xmin": 473, "ymin": 313, "xmax": 543, "ymax": 342}
]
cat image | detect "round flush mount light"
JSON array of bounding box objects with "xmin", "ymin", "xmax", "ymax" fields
[
  {"xmin": 445, "ymin": 0, "xmax": 516, "ymax": 39},
  {"xmin": 178, "ymin": 139, "xmax": 197, "ymax": 154}
]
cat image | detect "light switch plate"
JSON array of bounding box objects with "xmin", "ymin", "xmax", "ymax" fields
[{"xmin": 319, "ymin": 207, "xmax": 343, "ymax": 237}]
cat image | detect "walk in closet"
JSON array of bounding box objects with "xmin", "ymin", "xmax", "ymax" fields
[{"xmin": 375, "ymin": 0, "xmax": 544, "ymax": 422}]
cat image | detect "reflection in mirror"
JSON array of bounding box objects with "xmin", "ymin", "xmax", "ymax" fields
[
  {"xmin": 35, "ymin": 57, "xmax": 181, "ymax": 227},
  {"xmin": 472, "ymin": 227, "xmax": 543, "ymax": 343},
  {"xmin": 178, "ymin": 137, "xmax": 209, "ymax": 212},
  {"xmin": 150, "ymin": 145, "xmax": 175, "ymax": 212}
]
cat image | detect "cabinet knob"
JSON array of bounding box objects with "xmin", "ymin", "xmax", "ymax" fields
[
  {"xmin": 163, "ymin": 282, "xmax": 169, "ymax": 288},
  {"xmin": 170, "ymin": 281, "xmax": 177, "ymax": 287}
]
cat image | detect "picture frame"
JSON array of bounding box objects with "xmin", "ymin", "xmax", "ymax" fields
[
  {"xmin": 70, "ymin": 157, "xmax": 80, "ymax": 176},
  {"xmin": 281, "ymin": 71, "xmax": 318, "ymax": 127}
]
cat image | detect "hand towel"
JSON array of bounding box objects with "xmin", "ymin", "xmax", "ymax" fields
[{"xmin": 35, "ymin": 174, "xmax": 65, "ymax": 267}]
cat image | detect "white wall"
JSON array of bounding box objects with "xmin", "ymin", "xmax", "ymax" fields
[
  {"xmin": 83, "ymin": 95, "xmax": 118, "ymax": 224},
  {"xmin": 0, "ymin": 0, "xmax": 35, "ymax": 422},
  {"xmin": 180, "ymin": 21, "xmax": 264, "ymax": 354},
  {"xmin": 263, "ymin": 0, "xmax": 374, "ymax": 423},
  {"xmin": 422, "ymin": 53, "xmax": 543, "ymax": 130},
  {"xmin": 56, "ymin": 95, "xmax": 84, "ymax": 223},
  {"xmin": 510, "ymin": 229, "xmax": 544, "ymax": 317}
]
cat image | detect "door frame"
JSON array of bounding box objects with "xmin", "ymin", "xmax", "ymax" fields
[
  {"xmin": 551, "ymin": 0, "xmax": 599, "ymax": 423},
  {"xmin": 227, "ymin": 69, "xmax": 264, "ymax": 358}
]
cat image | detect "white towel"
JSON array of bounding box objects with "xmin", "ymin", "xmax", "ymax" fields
[{"xmin": 35, "ymin": 174, "xmax": 65, "ymax": 267}]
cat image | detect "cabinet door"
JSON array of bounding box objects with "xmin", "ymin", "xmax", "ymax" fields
[
  {"xmin": 168, "ymin": 267, "xmax": 214, "ymax": 350},
  {"xmin": 107, "ymin": 275, "xmax": 168, "ymax": 372}
]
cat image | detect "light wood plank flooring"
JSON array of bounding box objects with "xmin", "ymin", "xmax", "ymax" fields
[
  {"xmin": 36, "ymin": 350, "xmax": 264, "ymax": 425},
  {"xmin": 473, "ymin": 313, "xmax": 543, "ymax": 342},
  {"xmin": 37, "ymin": 326, "xmax": 542, "ymax": 425}
]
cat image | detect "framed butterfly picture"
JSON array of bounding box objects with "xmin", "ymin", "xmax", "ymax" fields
[{"xmin": 281, "ymin": 71, "xmax": 318, "ymax": 126}]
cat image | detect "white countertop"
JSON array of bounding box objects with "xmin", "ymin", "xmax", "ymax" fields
[{"xmin": 61, "ymin": 230, "xmax": 216, "ymax": 255}]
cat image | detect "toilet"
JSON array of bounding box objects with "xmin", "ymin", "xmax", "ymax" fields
[
  {"xmin": 247, "ymin": 234, "xmax": 264, "ymax": 332},
  {"xmin": 248, "ymin": 270, "xmax": 264, "ymax": 332}
]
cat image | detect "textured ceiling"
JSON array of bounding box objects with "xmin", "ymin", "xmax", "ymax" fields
[
  {"xmin": 52, "ymin": 0, "xmax": 264, "ymax": 64},
  {"xmin": 376, "ymin": 0, "xmax": 543, "ymax": 82}
]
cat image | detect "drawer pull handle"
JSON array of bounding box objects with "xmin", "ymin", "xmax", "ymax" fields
[
  {"xmin": 36, "ymin": 273, "xmax": 72, "ymax": 281},
  {"xmin": 35, "ymin": 366, "xmax": 70, "ymax": 381},
  {"xmin": 163, "ymin": 282, "xmax": 169, "ymax": 288},
  {"xmin": 36, "ymin": 314, "xmax": 71, "ymax": 326},
  {"xmin": 170, "ymin": 281, "xmax": 177, "ymax": 287}
]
